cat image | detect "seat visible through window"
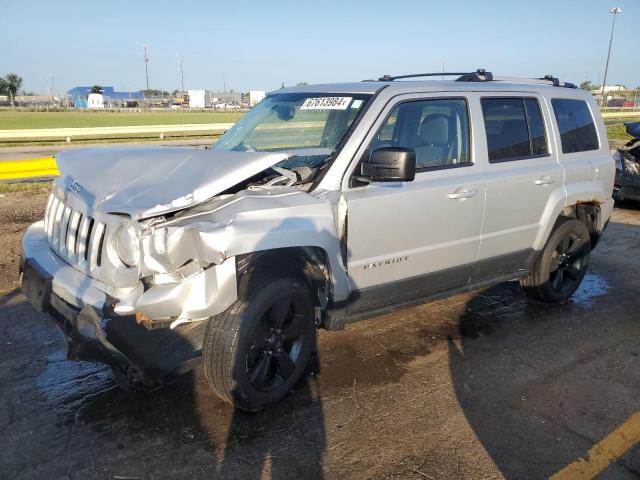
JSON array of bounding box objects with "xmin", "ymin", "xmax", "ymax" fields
[
  {"xmin": 414, "ymin": 113, "xmax": 452, "ymax": 168},
  {"xmin": 369, "ymin": 98, "xmax": 470, "ymax": 170}
]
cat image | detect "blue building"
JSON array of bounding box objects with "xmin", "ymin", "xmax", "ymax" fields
[{"xmin": 67, "ymin": 86, "xmax": 144, "ymax": 105}]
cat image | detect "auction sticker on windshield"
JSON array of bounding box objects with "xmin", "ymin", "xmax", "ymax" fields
[{"xmin": 301, "ymin": 97, "xmax": 352, "ymax": 110}]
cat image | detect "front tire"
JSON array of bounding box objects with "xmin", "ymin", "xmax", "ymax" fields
[
  {"xmin": 521, "ymin": 218, "xmax": 591, "ymax": 303},
  {"xmin": 202, "ymin": 271, "xmax": 316, "ymax": 411}
]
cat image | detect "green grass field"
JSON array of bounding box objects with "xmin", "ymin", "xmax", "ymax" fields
[
  {"xmin": 0, "ymin": 110, "xmax": 244, "ymax": 130},
  {"xmin": 607, "ymin": 123, "xmax": 633, "ymax": 141}
]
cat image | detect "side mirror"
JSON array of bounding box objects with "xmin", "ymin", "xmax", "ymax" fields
[{"xmin": 360, "ymin": 147, "xmax": 416, "ymax": 182}]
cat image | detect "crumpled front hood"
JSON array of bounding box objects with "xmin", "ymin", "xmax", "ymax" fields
[{"xmin": 55, "ymin": 147, "xmax": 289, "ymax": 219}]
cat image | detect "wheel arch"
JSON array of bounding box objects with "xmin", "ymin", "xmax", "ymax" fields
[
  {"xmin": 236, "ymin": 246, "xmax": 334, "ymax": 326},
  {"xmin": 562, "ymin": 202, "xmax": 603, "ymax": 248},
  {"xmin": 535, "ymin": 189, "xmax": 606, "ymax": 251}
]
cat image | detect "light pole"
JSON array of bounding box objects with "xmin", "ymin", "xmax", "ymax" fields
[
  {"xmin": 176, "ymin": 51, "xmax": 185, "ymax": 92},
  {"xmin": 600, "ymin": 7, "xmax": 622, "ymax": 108},
  {"xmin": 143, "ymin": 44, "xmax": 150, "ymax": 91},
  {"xmin": 442, "ymin": 59, "xmax": 446, "ymax": 80}
]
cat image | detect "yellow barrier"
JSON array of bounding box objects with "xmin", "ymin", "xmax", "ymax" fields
[{"xmin": 0, "ymin": 157, "xmax": 59, "ymax": 181}]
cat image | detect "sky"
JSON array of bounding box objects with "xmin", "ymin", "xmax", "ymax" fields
[{"xmin": 1, "ymin": 0, "xmax": 639, "ymax": 95}]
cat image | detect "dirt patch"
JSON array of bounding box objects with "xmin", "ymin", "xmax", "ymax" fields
[{"xmin": 0, "ymin": 187, "xmax": 49, "ymax": 294}]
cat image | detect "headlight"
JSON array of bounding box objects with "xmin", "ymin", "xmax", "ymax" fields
[
  {"xmin": 114, "ymin": 224, "xmax": 140, "ymax": 267},
  {"xmin": 624, "ymin": 156, "xmax": 640, "ymax": 176}
]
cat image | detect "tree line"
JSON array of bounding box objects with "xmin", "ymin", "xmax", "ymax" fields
[{"xmin": 0, "ymin": 73, "xmax": 23, "ymax": 108}]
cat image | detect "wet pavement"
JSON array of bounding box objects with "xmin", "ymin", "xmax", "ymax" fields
[{"xmin": 1, "ymin": 202, "xmax": 640, "ymax": 479}]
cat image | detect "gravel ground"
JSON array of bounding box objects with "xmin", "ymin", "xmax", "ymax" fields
[
  {"xmin": 1, "ymin": 190, "xmax": 639, "ymax": 480},
  {"xmin": 0, "ymin": 186, "xmax": 48, "ymax": 293}
]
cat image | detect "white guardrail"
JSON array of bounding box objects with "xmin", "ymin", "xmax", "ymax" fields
[
  {"xmin": 0, "ymin": 123, "xmax": 235, "ymax": 140},
  {"xmin": 601, "ymin": 111, "xmax": 640, "ymax": 120}
]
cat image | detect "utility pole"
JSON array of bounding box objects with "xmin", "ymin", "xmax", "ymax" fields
[
  {"xmin": 48, "ymin": 74, "xmax": 55, "ymax": 98},
  {"xmin": 143, "ymin": 44, "xmax": 150, "ymax": 91},
  {"xmin": 601, "ymin": 7, "xmax": 622, "ymax": 108},
  {"xmin": 442, "ymin": 59, "xmax": 446, "ymax": 80},
  {"xmin": 176, "ymin": 51, "xmax": 184, "ymax": 91}
]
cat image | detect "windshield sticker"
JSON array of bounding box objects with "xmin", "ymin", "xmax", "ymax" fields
[
  {"xmin": 301, "ymin": 97, "xmax": 353, "ymax": 110},
  {"xmin": 351, "ymin": 99, "xmax": 363, "ymax": 109}
]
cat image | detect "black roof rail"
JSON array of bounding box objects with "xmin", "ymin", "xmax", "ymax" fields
[
  {"xmin": 539, "ymin": 75, "xmax": 577, "ymax": 89},
  {"xmin": 457, "ymin": 69, "xmax": 494, "ymax": 82},
  {"xmin": 377, "ymin": 69, "xmax": 492, "ymax": 82},
  {"xmin": 487, "ymin": 74, "xmax": 578, "ymax": 89},
  {"xmin": 374, "ymin": 69, "xmax": 577, "ymax": 89}
]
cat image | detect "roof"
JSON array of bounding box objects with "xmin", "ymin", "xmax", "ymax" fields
[{"xmin": 278, "ymin": 78, "xmax": 584, "ymax": 96}]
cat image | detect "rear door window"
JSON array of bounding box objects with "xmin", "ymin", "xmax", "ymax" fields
[
  {"xmin": 551, "ymin": 99, "xmax": 599, "ymax": 153},
  {"xmin": 481, "ymin": 97, "xmax": 549, "ymax": 163}
]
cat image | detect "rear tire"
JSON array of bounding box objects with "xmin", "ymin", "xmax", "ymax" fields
[
  {"xmin": 521, "ymin": 218, "xmax": 591, "ymax": 303},
  {"xmin": 202, "ymin": 270, "xmax": 316, "ymax": 411}
]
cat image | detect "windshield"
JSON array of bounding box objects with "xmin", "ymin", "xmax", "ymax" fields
[{"xmin": 213, "ymin": 92, "xmax": 372, "ymax": 169}]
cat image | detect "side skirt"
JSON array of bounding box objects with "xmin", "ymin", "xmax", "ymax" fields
[{"xmin": 324, "ymin": 249, "xmax": 537, "ymax": 330}]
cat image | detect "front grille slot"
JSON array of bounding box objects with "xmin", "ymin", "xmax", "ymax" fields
[
  {"xmin": 43, "ymin": 194, "xmax": 108, "ymax": 273},
  {"xmin": 67, "ymin": 211, "xmax": 82, "ymax": 256},
  {"xmin": 85, "ymin": 218, "xmax": 94, "ymax": 262}
]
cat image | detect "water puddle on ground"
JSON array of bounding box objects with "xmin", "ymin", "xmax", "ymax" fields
[
  {"xmin": 36, "ymin": 350, "xmax": 115, "ymax": 417},
  {"xmin": 570, "ymin": 273, "xmax": 610, "ymax": 308}
]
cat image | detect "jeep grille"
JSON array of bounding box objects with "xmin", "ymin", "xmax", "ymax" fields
[{"xmin": 43, "ymin": 193, "xmax": 106, "ymax": 271}]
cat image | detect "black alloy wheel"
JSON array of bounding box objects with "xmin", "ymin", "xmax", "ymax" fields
[
  {"xmin": 521, "ymin": 218, "xmax": 591, "ymax": 303},
  {"xmin": 203, "ymin": 271, "xmax": 316, "ymax": 411},
  {"xmin": 246, "ymin": 293, "xmax": 308, "ymax": 392},
  {"xmin": 548, "ymin": 233, "xmax": 590, "ymax": 295}
]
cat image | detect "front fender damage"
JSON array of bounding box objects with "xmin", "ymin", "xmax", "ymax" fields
[
  {"xmin": 132, "ymin": 188, "xmax": 345, "ymax": 328},
  {"xmin": 135, "ymin": 256, "xmax": 237, "ymax": 328}
]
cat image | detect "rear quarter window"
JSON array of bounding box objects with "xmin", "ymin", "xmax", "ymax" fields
[{"xmin": 551, "ymin": 99, "xmax": 599, "ymax": 153}]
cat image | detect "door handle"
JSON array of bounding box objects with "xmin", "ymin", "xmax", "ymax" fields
[
  {"xmin": 448, "ymin": 188, "xmax": 477, "ymax": 200},
  {"xmin": 534, "ymin": 175, "xmax": 557, "ymax": 185}
]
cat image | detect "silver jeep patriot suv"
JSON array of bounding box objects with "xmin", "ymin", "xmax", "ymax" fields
[{"xmin": 21, "ymin": 70, "xmax": 614, "ymax": 410}]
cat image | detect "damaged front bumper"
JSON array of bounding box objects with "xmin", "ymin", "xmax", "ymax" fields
[
  {"xmin": 614, "ymin": 150, "xmax": 640, "ymax": 202},
  {"xmin": 20, "ymin": 222, "xmax": 237, "ymax": 386}
]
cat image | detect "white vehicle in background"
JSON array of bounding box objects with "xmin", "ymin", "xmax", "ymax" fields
[{"xmin": 21, "ymin": 69, "xmax": 614, "ymax": 410}]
